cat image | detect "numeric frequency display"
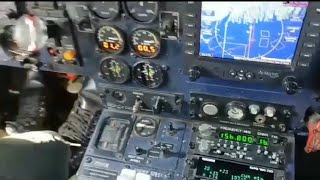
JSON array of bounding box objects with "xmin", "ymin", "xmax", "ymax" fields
[{"xmin": 219, "ymin": 132, "xmax": 269, "ymax": 147}]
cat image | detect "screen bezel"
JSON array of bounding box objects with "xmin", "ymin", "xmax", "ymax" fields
[
  {"xmin": 192, "ymin": 1, "xmax": 313, "ymax": 71},
  {"xmin": 195, "ymin": 157, "xmax": 275, "ymax": 180}
]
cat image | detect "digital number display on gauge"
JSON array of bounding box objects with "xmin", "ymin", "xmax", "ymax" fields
[
  {"xmin": 133, "ymin": 61, "xmax": 164, "ymax": 88},
  {"xmin": 96, "ymin": 26, "xmax": 125, "ymax": 54},
  {"xmin": 129, "ymin": 29, "xmax": 160, "ymax": 58},
  {"xmin": 100, "ymin": 57, "xmax": 131, "ymax": 84}
]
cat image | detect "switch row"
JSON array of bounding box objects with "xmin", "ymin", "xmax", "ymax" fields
[{"xmin": 117, "ymin": 169, "xmax": 152, "ymax": 180}]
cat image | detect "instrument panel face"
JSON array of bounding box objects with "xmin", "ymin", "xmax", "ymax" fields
[
  {"xmin": 67, "ymin": 1, "xmax": 186, "ymax": 91},
  {"xmin": 2, "ymin": 2, "xmax": 315, "ymax": 180}
]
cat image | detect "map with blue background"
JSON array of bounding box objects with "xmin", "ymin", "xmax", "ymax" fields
[{"xmin": 199, "ymin": 2, "xmax": 309, "ymax": 65}]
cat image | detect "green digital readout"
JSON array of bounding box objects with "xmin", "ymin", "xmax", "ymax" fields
[
  {"xmin": 219, "ymin": 132, "xmax": 269, "ymax": 146},
  {"xmin": 219, "ymin": 132, "xmax": 254, "ymax": 144},
  {"xmin": 257, "ymin": 138, "xmax": 269, "ymax": 147}
]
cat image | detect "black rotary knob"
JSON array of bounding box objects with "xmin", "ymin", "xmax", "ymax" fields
[
  {"xmin": 188, "ymin": 66, "xmax": 201, "ymax": 81},
  {"xmin": 282, "ymin": 76, "xmax": 299, "ymax": 95}
]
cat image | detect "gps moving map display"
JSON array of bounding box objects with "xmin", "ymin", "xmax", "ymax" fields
[{"xmin": 199, "ymin": 2, "xmax": 309, "ymax": 65}]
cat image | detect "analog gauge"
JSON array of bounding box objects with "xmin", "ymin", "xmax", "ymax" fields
[
  {"xmin": 202, "ymin": 102, "xmax": 218, "ymax": 116},
  {"xmin": 134, "ymin": 118, "xmax": 157, "ymax": 137},
  {"xmin": 225, "ymin": 101, "xmax": 246, "ymax": 121},
  {"xmin": 129, "ymin": 29, "xmax": 160, "ymax": 58},
  {"xmin": 133, "ymin": 61, "xmax": 165, "ymax": 88},
  {"xmin": 124, "ymin": 1, "xmax": 159, "ymax": 23},
  {"xmin": 89, "ymin": 1, "xmax": 120, "ymax": 20},
  {"xmin": 96, "ymin": 26, "xmax": 125, "ymax": 54},
  {"xmin": 100, "ymin": 57, "xmax": 131, "ymax": 83}
]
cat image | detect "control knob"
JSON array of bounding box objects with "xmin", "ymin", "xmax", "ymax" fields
[
  {"xmin": 188, "ymin": 66, "xmax": 201, "ymax": 81},
  {"xmin": 198, "ymin": 124, "xmax": 213, "ymax": 137},
  {"xmin": 249, "ymin": 104, "xmax": 260, "ymax": 115},
  {"xmin": 199, "ymin": 139, "xmax": 210, "ymax": 153},
  {"xmin": 272, "ymin": 153, "xmax": 277, "ymax": 160},
  {"xmin": 282, "ymin": 76, "xmax": 299, "ymax": 95},
  {"xmin": 264, "ymin": 106, "xmax": 276, "ymax": 117},
  {"xmin": 229, "ymin": 144, "xmax": 234, "ymax": 149},
  {"xmin": 257, "ymin": 149, "xmax": 262, "ymax": 154},
  {"xmin": 282, "ymin": 109, "xmax": 292, "ymax": 119}
]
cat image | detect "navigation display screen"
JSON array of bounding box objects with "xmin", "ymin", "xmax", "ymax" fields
[{"xmin": 199, "ymin": 2, "xmax": 309, "ymax": 65}]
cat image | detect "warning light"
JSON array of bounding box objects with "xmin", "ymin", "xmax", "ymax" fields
[{"xmin": 63, "ymin": 50, "xmax": 76, "ymax": 61}]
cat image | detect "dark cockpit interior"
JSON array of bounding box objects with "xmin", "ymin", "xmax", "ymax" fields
[{"xmin": 0, "ymin": 1, "xmax": 320, "ymax": 180}]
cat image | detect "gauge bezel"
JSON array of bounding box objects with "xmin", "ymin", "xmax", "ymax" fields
[
  {"xmin": 225, "ymin": 101, "xmax": 247, "ymax": 121},
  {"xmin": 134, "ymin": 117, "xmax": 158, "ymax": 137},
  {"xmin": 95, "ymin": 25, "xmax": 126, "ymax": 55},
  {"xmin": 89, "ymin": 1, "xmax": 120, "ymax": 21},
  {"xmin": 201, "ymin": 102, "xmax": 219, "ymax": 116},
  {"xmin": 122, "ymin": 1, "xmax": 159, "ymax": 24},
  {"xmin": 132, "ymin": 60, "xmax": 165, "ymax": 89},
  {"xmin": 129, "ymin": 28, "xmax": 161, "ymax": 59},
  {"xmin": 99, "ymin": 57, "xmax": 131, "ymax": 84}
]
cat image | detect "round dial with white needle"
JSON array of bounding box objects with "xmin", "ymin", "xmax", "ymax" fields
[
  {"xmin": 96, "ymin": 26, "xmax": 125, "ymax": 54},
  {"xmin": 134, "ymin": 118, "xmax": 157, "ymax": 137},
  {"xmin": 129, "ymin": 29, "xmax": 160, "ymax": 58},
  {"xmin": 225, "ymin": 101, "xmax": 246, "ymax": 121},
  {"xmin": 124, "ymin": 1, "xmax": 159, "ymax": 23},
  {"xmin": 89, "ymin": 1, "xmax": 120, "ymax": 20}
]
